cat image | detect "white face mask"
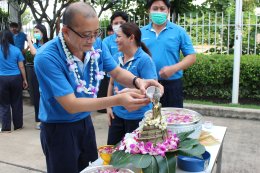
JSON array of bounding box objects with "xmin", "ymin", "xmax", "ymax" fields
[{"xmin": 112, "ymin": 24, "xmax": 121, "ymax": 33}]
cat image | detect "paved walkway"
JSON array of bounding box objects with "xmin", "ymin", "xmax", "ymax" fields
[{"xmin": 0, "ymin": 97, "xmax": 259, "ymax": 173}]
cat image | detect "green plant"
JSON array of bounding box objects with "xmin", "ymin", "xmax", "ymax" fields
[
  {"xmin": 25, "ymin": 51, "xmax": 34, "ymax": 64},
  {"xmin": 0, "ymin": 8, "xmax": 9, "ymax": 27},
  {"xmin": 111, "ymin": 131, "xmax": 205, "ymax": 173},
  {"xmin": 183, "ymin": 54, "xmax": 260, "ymax": 104}
]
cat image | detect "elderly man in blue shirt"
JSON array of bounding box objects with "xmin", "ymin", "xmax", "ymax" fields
[
  {"xmin": 34, "ymin": 2, "xmax": 163, "ymax": 173},
  {"xmin": 141, "ymin": 0, "xmax": 196, "ymax": 108}
]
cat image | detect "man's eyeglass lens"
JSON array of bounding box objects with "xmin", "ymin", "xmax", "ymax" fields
[{"xmin": 68, "ymin": 26, "xmax": 102, "ymax": 39}]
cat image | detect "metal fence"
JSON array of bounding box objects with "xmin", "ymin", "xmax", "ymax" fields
[
  {"xmin": 10, "ymin": 11, "xmax": 260, "ymax": 55},
  {"xmin": 100, "ymin": 12, "xmax": 260, "ymax": 55},
  {"xmin": 176, "ymin": 12, "xmax": 260, "ymax": 55}
]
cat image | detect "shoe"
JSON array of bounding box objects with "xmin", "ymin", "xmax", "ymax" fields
[
  {"xmin": 0, "ymin": 128, "xmax": 11, "ymax": 133},
  {"xmin": 14, "ymin": 127, "xmax": 24, "ymax": 131},
  {"xmin": 35, "ymin": 122, "xmax": 41, "ymax": 130}
]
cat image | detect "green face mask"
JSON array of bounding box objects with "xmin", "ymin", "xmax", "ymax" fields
[{"xmin": 150, "ymin": 12, "xmax": 167, "ymax": 25}]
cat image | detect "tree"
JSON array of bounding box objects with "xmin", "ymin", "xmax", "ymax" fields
[
  {"xmin": 170, "ymin": 0, "xmax": 197, "ymax": 22},
  {"xmin": 21, "ymin": 9, "xmax": 32, "ymax": 25},
  {"xmin": 0, "ymin": 8, "xmax": 9, "ymax": 29},
  {"xmin": 15, "ymin": 0, "xmax": 122, "ymax": 38},
  {"xmin": 84, "ymin": 0, "xmax": 121, "ymax": 17},
  {"xmin": 17, "ymin": 0, "xmax": 78, "ymax": 39}
]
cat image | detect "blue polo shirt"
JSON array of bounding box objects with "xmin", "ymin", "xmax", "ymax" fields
[
  {"xmin": 34, "ymin": 36, "xmax": 117, "ymax": 123},
  {"xmin": 0, "ymin": 45, "xmax": 24, "ymax": 76},
  {"xmin": 33, "ymin": 42, "xmax": 42, "ymax": 49},
  {"xmin": 102, "ymin": 34, "xmax": 118, "ymax": 56},
  {"xmin": 112, "ymin": 47, "xmax": 157, "ymax": 120},
  {"xmin": 13, "ymin": 32, "xmax": 27, "ymax": 51},
  {"xmin": 141, "ymin": 21, "xmax": 195, "ymax": 80}
]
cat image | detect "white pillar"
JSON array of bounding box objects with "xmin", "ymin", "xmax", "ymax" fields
[{"xmin": 232, "ymin": 0, "xmax": 243, "ymax": 104}]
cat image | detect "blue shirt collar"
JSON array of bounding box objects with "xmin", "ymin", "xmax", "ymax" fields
[
  {"xmin": 118, "ymin": 47, "xmax": 142, "ymax": 66},
  {"xmin": 146, "ymin": 20, "xmax": 174, "ymax": 30}
]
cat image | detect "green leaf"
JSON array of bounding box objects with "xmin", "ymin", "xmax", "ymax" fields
[
  {"xmin": 129, "ymin": 154, "xmax": 152, "ymax": 168},
  {"xmin": 111, "ymin": 151, "xmax": 132, "ymax": 168},
  {"xmin": 178, "ymin": 144, "xmax": 206, "ymax": 157},
  {"xmin": 178, "ymin": 138, "xmax": 200, "ymax": 148},
  {"xmin": 154, "ymin": 153, "xmax": 176, "ymax": 173},
  {"xmin": 177, "ymin": 130, "xmax": 195, "ymax": 141},
  {"xmin": 142, "ymin": 156, "xmax": 159, "ymax": 173}
]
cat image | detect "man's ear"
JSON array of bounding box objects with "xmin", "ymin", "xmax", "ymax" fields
[{"xmin": 62, "ymin": 26, "xmax": 68, "ymax": 34}]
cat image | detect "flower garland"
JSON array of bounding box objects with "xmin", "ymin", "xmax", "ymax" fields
[
  {"xmin": 117, "ymin": 130, "xmax": 179, "ymax": 157},
  {"xmin": 59, "ymin": 33, "xmax": 105, "ymax": 97}
]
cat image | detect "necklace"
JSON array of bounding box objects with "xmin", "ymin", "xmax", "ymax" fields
[{"xmin": 59, "ymin": 33, "xmax": 105, "ymax": 97}]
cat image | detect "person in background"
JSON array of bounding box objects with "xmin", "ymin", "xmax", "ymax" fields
[
  {"xmin": 0, "ymin": 30, "xmax": 28, "ymax": 132},
  {"xmin": 141, "ymin": 0, "xmax": 196, "ymax": 108},
  {"xmin": 103, "ymin": 11, "xmax": 128, "ymax": 56},
  {"xmin": 98, "ymin": 12, "xmax": 129, "ymax": 111},
  {"xmin": 106, "ymin": 22, "xmax": 158, "ymax": 145},
  {"xmin": 106, "ymin": 24, "xmax": 114, "ymax": 36},
  {"xmin": 34, "ymin": 2, "xmax": 163, "ymax": 173},
  {"xmin": 27, "ymin": 24, "xmax": 49, "ymax": 130},
  {"xmin": 9, "ymin": 22, "xmax": 27, "ymax": 54}
]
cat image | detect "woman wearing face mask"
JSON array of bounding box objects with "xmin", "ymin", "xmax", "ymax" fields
[
  {"xmin": 106, "ymin": 22, "xmax": 158, "ymax": 145},
  {"xmin": 141, "ymin": 0, "xmax": 196, "ymax": 108},
  {"xmin": 27, "ymin": 24, "xmax": 49, "ymax": 130},
  {"xmin": 103, "ymin": 11, "xmax": 129, "ymax": 56}
]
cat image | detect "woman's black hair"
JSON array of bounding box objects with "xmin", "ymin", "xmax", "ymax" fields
[
  {"xmin": 34, "ymin": 24, "xmax": 49, "ymax": 44},
  {"xmin": 110, "ymin": 11, "xmax": 129, "ymax": 24},
  {"xmin": 0, "ymin": 30, "xmax": 14, "ymax": 59},
  {"xmin": 146, "ymin": 0, "xmax": 171, "ymax": 9},
  {"xmin": 120, "ymin": 22, "xmax": 151, "ymax": 57}
]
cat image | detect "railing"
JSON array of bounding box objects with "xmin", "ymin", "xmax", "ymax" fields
[
  {"xmin": 100, "ymin": 12, "xmax": 260, "ymax": 55},
  {"xmin": 19, "ymin": 11, "xmax": 260, "ymax": 55}
]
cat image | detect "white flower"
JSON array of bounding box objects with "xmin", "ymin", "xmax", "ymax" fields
[{"xmin": 59, "ymin": 33, "xmax": 103, "ymax": 97}]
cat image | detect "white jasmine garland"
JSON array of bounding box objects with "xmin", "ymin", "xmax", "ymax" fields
[{"xmin": 59, "ymin": 33, "xmax": 105, "ymax": 97}]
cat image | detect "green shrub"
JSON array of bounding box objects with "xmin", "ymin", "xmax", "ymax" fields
[
  {"xmin": 183, "ymin": 54, "xmax": 260, "ymax": 103},
  {"xmin": 25, "ymin": 51, "xmax": 34, "ymax": 64}
]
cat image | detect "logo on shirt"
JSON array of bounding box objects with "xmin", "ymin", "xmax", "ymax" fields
[{"xmin": 142, "ymin": 38, "xmax": 150, "ymax": 41}]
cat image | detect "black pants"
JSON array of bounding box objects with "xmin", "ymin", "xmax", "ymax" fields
[
  {"xmin": 31, "ymin": 68, "xmax": 40, "ymax": 122},
  {"xmin": 0, "ymin": 75, "xmax": 23, "ymax": 130},
  {"xmin": 159, "ymin": 79, "xmax": 183, "ymax": 108},
  {"xmin": 107, "ymin": 113, "xmax": 142, "ymax": 145},
  {"xmin": 40, "ymin": 116, "xmax": 98, "ymax": 173}
]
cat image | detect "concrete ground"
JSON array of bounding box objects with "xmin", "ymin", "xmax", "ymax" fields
[{"xmin": 0, "ymin": 97, "xmax": 260, "ymax": 173}]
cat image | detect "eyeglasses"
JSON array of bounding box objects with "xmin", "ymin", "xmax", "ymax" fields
[{"xmin": 67, "ymin": 26, "xmax": 103, "ymax": 40}]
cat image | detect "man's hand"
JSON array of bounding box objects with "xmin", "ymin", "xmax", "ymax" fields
[
  {"xmin": 116, "ymin": 91, "xmax": 150, "ymax": 112},
  {"xmin": 23, "ymin": 80, "xmax": 28, "ymax": 89},
  {"xmin": 159, "ymin": 66, "xmax": 177, "ymax": 79},
  {"xmin": 135, "ymin": 78, "xmax": 164, "ymax": 96},
  {"xmin": 106, "ymin": 107, "xmax": 114, "ymax": 126}
]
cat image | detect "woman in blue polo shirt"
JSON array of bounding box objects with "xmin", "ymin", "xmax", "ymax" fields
[
  {"xmin": 27, "ymin": 24, "xmax": 49, "ymax": 130},
  {"xmin": 0, "ymin": 30, "xmax": 28, "ymax": 132},
  {"xmin": 106, "ymin": 22, "xmax": 158, "ymax": 145}
]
